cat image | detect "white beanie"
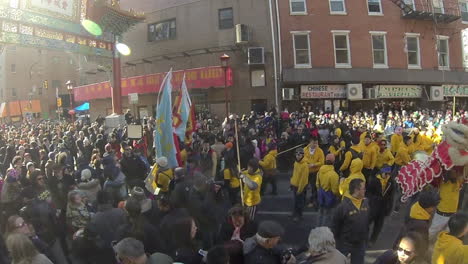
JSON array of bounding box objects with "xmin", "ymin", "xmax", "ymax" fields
[
  {"xmin": 156, "ymin": 157, "xmax": 168, "ymax": 168},
  {"xmin": 81, "ymin": 169, "xmax": 92, "ymax": 181}
]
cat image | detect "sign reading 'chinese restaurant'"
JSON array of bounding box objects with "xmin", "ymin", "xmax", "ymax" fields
[
  {"xmin": 443, "ymin": 84, "xmax": 468, "ymax": 97},
  {"xmin": 74, "ymin": 66, "xmax": 233, "ymax": 101},
  {"xmin": 300, "ymin": 85, "xmax": 346, "ymax": 99},
  {"xmin": 376, "ymin": 85, "xmax": 422, "ymax": 98}
]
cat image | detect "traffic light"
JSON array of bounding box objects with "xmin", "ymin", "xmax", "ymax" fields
[
  {"xmin": 43, "ymin": 80, "xmax": 48, "ymax": 90},
  {"xmin": 57, "ymin": 97, "xmax": 62, "ymax": 107}
]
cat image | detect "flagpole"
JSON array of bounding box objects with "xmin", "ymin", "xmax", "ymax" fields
[{"xmin": 234, "ymin": 115, "xmax": 244, "ymax": 207}]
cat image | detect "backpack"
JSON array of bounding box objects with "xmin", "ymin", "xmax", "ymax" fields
[{"xmin": 317, "ymin": 173, "xmax": 336, "ymax": 208}]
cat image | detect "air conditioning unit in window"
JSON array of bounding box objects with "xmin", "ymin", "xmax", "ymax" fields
[
  {"xmin": 248, "ymin": 47, "xmax": 264, "ymax": 65},
  {"xmin": 346, "ymin": 83, "xmax": 363, "ymax": 100},
  {"xmin": 430, "ymin": 86, "xmax": 444, "ymax": 101},
  {"xmin": 367, "ymin": 88, "xmax": 377, "ymax": 99},
  {"xmin": 236, "ymin": 24, "xmax": 250, "ymax": 44},
  {"xmin": 282, "ymin": 88, "xmax": 295, "ymax": 100}
]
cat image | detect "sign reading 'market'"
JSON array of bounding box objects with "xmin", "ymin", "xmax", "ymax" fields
[
  {"xmin": 443, "ymin": 84, "xmax": 468, "ymax": 97},
  {"xmin": 300, "ymin": 85, "xmax": 346, "ymax": 99},
  {"xmin": 376, "ymin": 85, "xmax": 422, "ymax": 98}
]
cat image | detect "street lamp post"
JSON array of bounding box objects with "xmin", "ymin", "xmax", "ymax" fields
[
  {"xmin": 66, "ymin": 80, "xmax": 74, "ymax": 122},
  {"xmin": 220, "ymin": 54, "xmax": 230, "ymax": 119}
]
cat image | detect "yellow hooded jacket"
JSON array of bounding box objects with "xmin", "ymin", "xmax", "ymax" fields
[
  {"xmin": 224, "ymin": 169, "xmax": 240, "ymax": 188},
  {"xmin": 376, "ymin": 149, "xmax": 395, "ymax": 169},
  {"xmin": 316, "ymin": 164, "xmax": 340, "ymax": 196},
  {"xmin": 335, "ymin": 128, "xmax": 347, "ymax": 149},
  {"xmin": 152, "ymin": 166, "xmax": 173, "ymax": 193},
  {"xmin": 339, "ymin": 145, "xmax": 363, "ymax": 172},
  {"xmin": 438, "ymin": 178, "xmax": 463, "ymax": 214},
  {"xmin": 432, "ymin": 231, "xmax": 468, "ymax": 264},
  {"xmin": 409, "ymin": 202, "xmax": 430, "ymax": 220},
  {"xmin": 339, "ymin": 159, "xmax": 365, "ymax": 197},
  {"xmin": 304, "ymin": 145, "xmax": 325, "ymax": 173},
  {"xmin": 290, "ymin": 158, "xmax": 309, "ymax": 194},
  {"xmin": 420, "ymin": 134, "xmax": 434, "ymax": 154},
  {"xmin": 390, "ymin": 133, "xmax": 403, "ymax": 154},
  {"xmin": 242, "ymin": 169, "xmax": 262, "ymax": 207},
  {"xmin": 395, "ymin": 144, "xmax": 411, "ymax": 166},
  {"xmin": 259, "ymin": 149, "xmax": 278, "ymax": 171},
  {"xmin": 361, "ymin": 143, "xmax": 377, "ymax": 169}
]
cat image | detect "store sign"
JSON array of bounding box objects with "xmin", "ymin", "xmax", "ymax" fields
[
  {"xmin": 376, "ymin": 85, "xmax": 422, "ymax": 98},
  {"xmin": 26, "ymin": 0, "xmax": 80, "ymax": 21},
  {"xmin": 300, "ymin": 85, "xmax": 346, "ymax": 99},
  {"xmin": 443, "ymin": 84, "xmax": 468, "ymax": 97},
  {"xmin": 74, "ymin": 66, "xmax": 233, "ymax": 101}
]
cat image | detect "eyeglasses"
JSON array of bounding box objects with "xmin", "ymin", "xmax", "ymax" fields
[{"xmin": 397, "ymin": 247, "xmax": 413, "ymax": 256}]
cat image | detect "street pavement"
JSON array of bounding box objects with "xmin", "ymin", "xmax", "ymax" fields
[{"xmin": 256, "ymin": 171, "xmax": 406, "ymax": 264}]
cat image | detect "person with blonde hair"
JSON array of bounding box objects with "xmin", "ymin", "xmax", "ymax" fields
[
  {"xmin": 296, "ymin": 226, "xmax": 348, "ymax": 264},
  {"xmin": 6, "ymin": 233, "xmax": 53, "ymax": 264}
]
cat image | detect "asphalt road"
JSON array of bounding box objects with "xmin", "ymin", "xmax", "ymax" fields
[{"xmin": 256, "ymin": 171, "xmax": 406, "ymax": 264}]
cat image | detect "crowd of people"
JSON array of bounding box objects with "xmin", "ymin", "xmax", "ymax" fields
[{"xmin": 0, "ymin": 106, "xmax": 467, "ymax": 264}]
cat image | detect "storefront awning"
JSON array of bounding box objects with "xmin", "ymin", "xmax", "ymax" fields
[
  {"xmin": 1, "ymin": 100, "xmax": 42, "ymax": 118},
  {"xmin": 74, "ymin": 66, "xmax": 233, "ymax": 101}
]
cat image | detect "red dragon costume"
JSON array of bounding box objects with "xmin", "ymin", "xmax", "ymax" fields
[{"xmin": 396, "ymin": 121, "xmax": 468, "ymax": 202}]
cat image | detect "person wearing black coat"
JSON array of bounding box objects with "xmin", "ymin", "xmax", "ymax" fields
[
  {"xmin": 86, "ymin": 191, "xmax": 127, "ymax": 263},
  {"xmin": 217, "ymin": 206, "xmax": 258, "ymax": 264},
  {"xmin": 116, "ymin": 197, "xmax": 166, "ymax": 255},
  {"xmin": 367, "ymin": 166, "xmax": 395, "ymax": 246},
  {"xmin": 120, "ymin": 145, "xmax": 148, "ymax": 189}
]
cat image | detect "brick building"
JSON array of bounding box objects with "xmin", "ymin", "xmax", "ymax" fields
[{"xmin": 277, "ymin": 0, "xmax": 468, "ymax": 112}]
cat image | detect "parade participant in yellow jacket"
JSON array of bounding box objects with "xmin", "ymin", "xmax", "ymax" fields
[
  {"xmin": 290, "ymin": 148, "xmax": 309, "ymax": 222},
  {"xmin": 361, "ymin": 135, "xmax": 377, "ymax": 181},
  {"xmin": 391, "ymin": 126, "xmax": 403, "ymax": 155},
  {"xmin": 316, "ymin": 154, "xmax": 340, "ymax": 226},
  {"xmin": 376, "ymin": 139, "xmax": 395, "ymax": 170},
  {"xmin": 429, "ymin": 170, "xmax": 464, "ymax": 241},
  {"xmin": 340, "ymin": 138, "xmax": 363, "ymax": 176},
  {"xmin": 240, "ymin": 158, "xmax": 262, "ymax": 220},
  {"xmin": 395, "ymin": 136, "xmax": 412, "ymax": 167},
  {"xmin": 420, "ymin": 128, "xmax": 435, "ymax": 154},
  {"xmin": 432, "ymin": 213, "xmax": 468, "ymax": 264},
  {"xmin": 339, "ymin": 158, "xmax": 365, "ymax": 197},
  {"xmin": 304, "ymin": 137, "xmax": 324, "ymax": 209},
  {"xmin": 334, "ymin": 128, "xmax": 347, "ymax": 149},
  {"xmin": 328, "ymin": 136, "xmax": 345, "ymax": 169},
  {"xmin": 409, "ymin": 127, "xmax": 423, "ymax": 154},
  {"xmin": 259, "ymin": 143, "xmax": 278, "ymax": 195},
  {"xmin": 152, "ymin": 157, "xmax": 173, "ymax": 195}
]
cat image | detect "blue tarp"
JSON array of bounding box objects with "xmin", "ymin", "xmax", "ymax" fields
[{"xmin": 74, "ymin": 102, "xmax": 89, "ymax": 111}]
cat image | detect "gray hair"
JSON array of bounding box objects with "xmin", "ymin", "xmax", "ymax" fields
[
  {"xmin": 308, "ymin": 227, "xmax": 336, "ymax": 255},
  {"xmin": 113, "ymin": 238, "xmax": 145, "ymax": 258}
]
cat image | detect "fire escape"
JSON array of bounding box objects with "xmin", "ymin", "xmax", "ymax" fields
[{"xmin": 388, "ymin": 0, "xmax": 461, "ymax": 23}]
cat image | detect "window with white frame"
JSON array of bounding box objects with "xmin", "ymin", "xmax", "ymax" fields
[
  {"xmin": 290, "ymin": 0, "xmax": 307, "ymax": 14},
  {"xmin": 292, "ymin": 32, "xmax": 311, "ymax": 67},
  {"xmin": 368, "ymin": 0, "xmax": 382, "ymax": 14},
  {"xmin": 437, "ymin": 36, "xmax": 449, "ymax": 69},
  {"xmin": 370, "ymin": 32, "xmax": 387, "ymax": 67},
  {"xmin": 329, "ymin": 0, "xmax": 346, "ymax": 14},
  {"xmin": 405, "ymin": 33, "xmax": 420, "ymax": 68},
  {"xmin": 432, "ymin": 0, "xmax": 444, "ymax": 13},
  {"xmin": 404, "ymin": 0, "xmax": 415, "ymax": 10},
  {"xmin": 461, "ymin": 2, "xmax": 468, "ymax": 23},
  {"xmin": 332, "ymin": 31, "xmax": 351, "ymax": 67}
]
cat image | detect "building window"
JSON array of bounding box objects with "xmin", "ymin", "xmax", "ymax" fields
[
  {"xmin": 251, "ymin": 69, "xmax": 266, "ymax": 87},
  {"xmin": 11, "ymin": 64, "xmax": 15, "ymax": 73},
  {"xmin": 148, "ymin": 19, "xmax": 176, "ymax": 42},
  {"xmin": 370, "ymin": 32, "xmax": 387, "ymax": 68},
  {"xmin": 368, "ymin": 0, "xmax": 382, "ymax": 15},
  {"xmin": 11, "ymin": 87, "xmax": 16, "ymax": 97},
  {"xmin": 332, "ymin": 30, "xmax": 351, "ymax": 68},
  {"xmin": 437, "ymin": 36, "xmax": 449, "ymax": 69},
  {"xmin": 292, "ymin": 31, "xmax": 311, "ymax": 68},
  {"xmin": 38, "ymin": 86, "xmax": 43, "ymax": 96},
  {"xmin": 405, "ymin": 33, "xmax": 420, "ymax": 68},
  {"xmin": 329, "ymin": 0, "xmax": 346, "ymax": 14},
  {"xmin": 218, "ymin": 8, "xmax": 234, "ymax": 29},
  {"xmin": 290, "ymin": 0, "xmax": 307, "ymax": 15},
  {"xmin": 404, "ymin": 0, "xmax": 415, "ymax": 9},
  {"xmin": 432, "ymin": 0, "xmax": 444, "ymax": 13},
  {"xmin": 461, "ymin": 2, "xmax": 468, "ymax": 23}
]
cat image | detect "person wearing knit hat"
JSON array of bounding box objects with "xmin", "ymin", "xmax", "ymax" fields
[
  {"xmin": 225, "ymin": 142, "xmax": 233, "ymax": 149},
  {"xmin": 244, "ymin": 220, "xmax": 290, "ymax": 263},
  {"xmin": 290, "ymin": 147, "xmax": 309, "ymax": 222},
  {"xmin": 317, "ymin": 153, "xmax": 340, "ymax": 226},
  {"xmin": 259, "ymin": 141, "xmax": 278, "ymax": 196},
  {"xmin": 148, "ymin": 157, "xmax": 173, "ymax": 195}
]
